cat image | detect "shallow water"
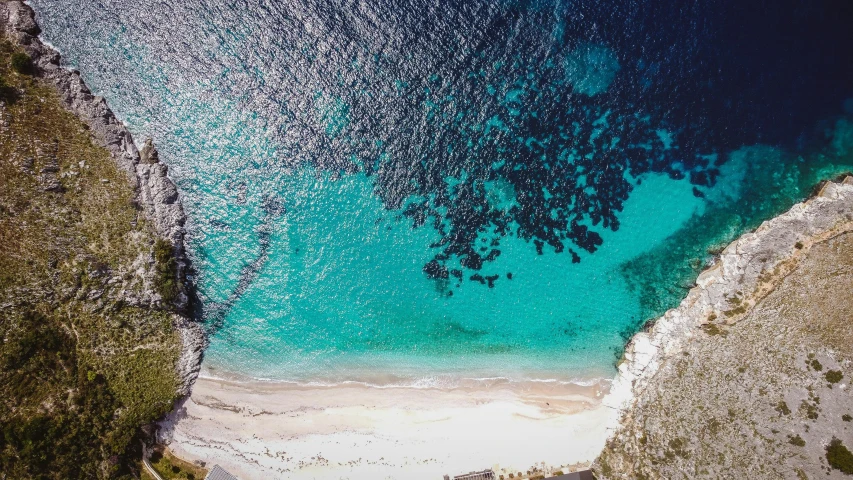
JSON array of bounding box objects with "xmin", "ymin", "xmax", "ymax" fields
[{"xmin": 29, "ymin": 0, "xmax": 853, "ymax": 385}]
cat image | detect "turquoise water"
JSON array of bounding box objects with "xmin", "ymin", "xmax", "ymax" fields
[
  {"xmin": 204, "ymin": 171, "xmax": 703, "ymax": 382},
  {"xmin": 29, "ymin": 0, "xmax": 853, "ymax": 385}
]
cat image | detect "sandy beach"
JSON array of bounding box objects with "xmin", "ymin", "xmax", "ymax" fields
[{"xmin": 160, "ymin": 374, "xmax": 614, "ymax": 479}]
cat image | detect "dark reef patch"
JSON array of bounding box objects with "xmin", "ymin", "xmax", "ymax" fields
[
  {"xmin": 32, "ymin": 0, "xmax": 853, "ymax": 290},
  {"xmin": 202, "ymin": 194, "xmax": 284, "ymax": 335},
  {"xmin": 225, "ymin": 0, "xmax": 853, "ymax": 284}
]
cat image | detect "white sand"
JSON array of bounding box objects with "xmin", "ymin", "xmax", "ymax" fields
[{"xmin": 160, "ymin": 375, "xmax": 616, "ymax": 479}]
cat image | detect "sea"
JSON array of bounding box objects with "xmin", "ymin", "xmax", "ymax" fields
[{"xmin": 28, "ymin": 0, "xmax": 853, "ymax": 387}]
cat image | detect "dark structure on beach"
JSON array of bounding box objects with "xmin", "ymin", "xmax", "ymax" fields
[
  {"xmin": 552, "ymin": 470, "xmax": 595, "ymax": 480},
  {"xmin": 204, "ymin": 465, "xmax": 238, "ymax": 480},
  {"xmin": 446, "ymin": 469, "xmax": 593, "ymax": 480},
  {"xmin": 450, "ymin": 469, "xmax": 496, "ymax": 480}
]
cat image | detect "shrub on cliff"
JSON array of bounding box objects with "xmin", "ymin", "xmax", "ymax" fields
[
  {"xmin": 825, "ymin": 370, "xmax": 843, "ymax": 384},
  {"xmin": 788, "ymin": 434, "xmax": 806, "ymax": 447},
  {"xmin": 826, "ymin": 438, "xmax": 853, "ymax": 474},
  {"xmin": 0, "ymin": 70, "xmax": 19, "ymax": 104},
  {"xmin": 10, "ymin": 52, "xmax": 32, "ymax": 75},
  {"xmin": 154, "ymin": 238, "xmax": 178, "ymax": 304}
]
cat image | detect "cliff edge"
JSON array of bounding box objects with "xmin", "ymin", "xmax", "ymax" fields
[
  {"xmin": 596, "ymin": 177, "xmax": 853, "ymax": 478},
  {"xmin": 0, "ymin": 0, "xmax": 204, "ymax": 396}
]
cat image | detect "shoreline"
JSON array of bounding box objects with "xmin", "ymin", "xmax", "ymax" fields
[
  {"xmin": 199, "ymin": 353, "xmax": 617, "ymax": 391},
  {"xmin": 600, "ymin": 176, "xmax": 853, "ymax": 448},
  {"xmin": 160, "ymin": 374, "xmax": 612, "ymax": 479},
  {"xmin": 198, "ymin": 370, "xmax": 613, "ymax": 391},
  {"xmin": 195, "ymin": 370, "xmax": 612, "ymax": 398}
]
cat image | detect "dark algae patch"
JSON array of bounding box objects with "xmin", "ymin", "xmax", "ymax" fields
[
  {"xmin": 320, "ymin": 0, "xmax": 853, "ymax": 287},
  {"xmin": 0, "ymin": 41, "xmax": 181, "ymax": 478}
]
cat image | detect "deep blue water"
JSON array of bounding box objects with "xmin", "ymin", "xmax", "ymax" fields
[{"xmin": 29, "ymin": 0, "xmax": 853, "ymax": 384}]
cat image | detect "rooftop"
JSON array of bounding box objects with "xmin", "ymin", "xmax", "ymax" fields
[{"xmin": 204, "ymin": 465, "xmax": 238, "ymax": 480}]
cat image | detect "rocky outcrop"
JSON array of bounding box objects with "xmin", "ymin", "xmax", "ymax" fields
[
  {"xmin": 138, "ymin": 139, "xmax": 190, "ymax": 307},
  {"xmin": 0, "ymin": 0, "xmax": 204, "ymax": 396},
  {"xmin": 597, "ymin": 177, "xmax": 853, "ymax": 474}
]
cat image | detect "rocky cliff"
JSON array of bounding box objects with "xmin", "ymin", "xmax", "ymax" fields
[
  {"xmin": 596, "ymin": 177, "xmax": 853, "ymax": 478},
  {"xmin": 0, "ymin": 0, "xmax": 203, "ymax": 395}
]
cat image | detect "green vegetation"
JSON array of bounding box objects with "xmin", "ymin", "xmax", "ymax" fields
[
  {"xmin": 702, "ymin": 323, "xmax": 726, "ymax": 336},
  {"xmin": 723, "ymin": 305, "xmax": 747, "ymax": 317},
  {"xmin": 809, "ymin": 358, "xmax": 823, "ymax": 371},
  {"xmin": 148, "ymin": 448, "xmax": 207, "ymax": 480},
  {"xmin": 826, "ymin": 438, "xmax": 853, "ymax": 474},
  {"xmin": 0, "ymin": 41, "xmax": 181, "ymax": 478},
  {"xmin": 1, "ymin": 310, "xmax": 133, "ymax": 477},
  {"xmin": 788, "ymin": 434, "xmax": 805, "ymax": 447},
  {"xmin": 10, "ymin": 51, "xmax": 32, "ymax": 75},
  {"xmin": 799, "ymin": 400, "xmax": 819, "ymax": 420},
  {"xmin": 776, "ymin": 401, "xmax": 791, "ymax": 416},
  {"xmin": 825, "ymin": 370, "xmax": 843, "ymax": 384},
  {"xmin": 666, "ymin": 438, "xmax": 690, "ymax": 459},
  {"xmin": 154, "ymin": 238, "xmax": 178, "ymax": 304},
  {"xmin": 843, "ymin": 414, "xmax": 852, "ymax": 422}
]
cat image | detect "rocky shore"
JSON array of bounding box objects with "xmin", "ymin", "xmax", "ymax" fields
[
  {"xmin": 597, "ymin": 176, "xmax": 853, "ymax": 478},
  {"xmin": 0, "ymin": 0, "xmax": 204, "ymax": 396},
  {"xmin": 604, "ymin": 176, "xmax": 853, "ymax": 415}
]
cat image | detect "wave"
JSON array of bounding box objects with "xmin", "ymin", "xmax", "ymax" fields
[{"xmin": 198, "ymin": 366, "xmax": 613, "ymax": 391}]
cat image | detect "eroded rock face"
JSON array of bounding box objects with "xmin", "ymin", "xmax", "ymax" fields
[
  {"xmin": 6, "ymin": 1, "xmax": 38, "ymax": 36},
  {"xmin": 137, "ymin": 139, "xmax": 189, "ymax": 308},
  {"xmin": 596, "ymin": 178, "xmax": 853, "ymax": 479},
  {"xmin": 0, "ymin": 0, "xmax": 204, "ymax": 396}
]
